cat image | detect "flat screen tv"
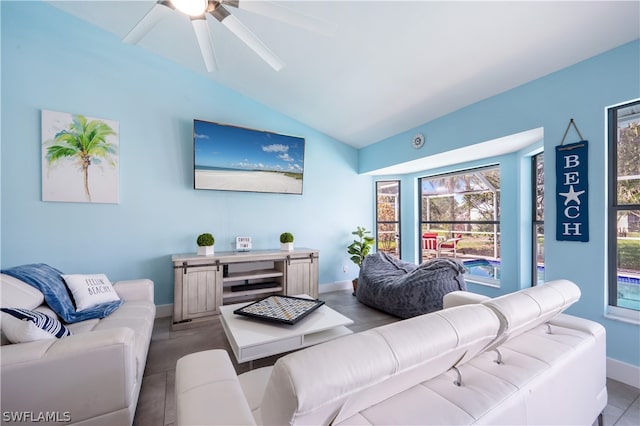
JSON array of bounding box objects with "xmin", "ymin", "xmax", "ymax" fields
[{"xmin": 193, "ymin": 119, "xmax": 305, "ymax": 194}]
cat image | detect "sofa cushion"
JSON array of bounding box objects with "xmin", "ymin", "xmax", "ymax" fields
[
  {"xmin": 1, "ymin": 307, "xmax": 72, "ymax": 343},
  {"xmin": 93, "ymin": 301, "xmax": 155, "ymax": 379},
  {"xmin": 176, "ymin": 350, "xmax": 256, "ymax": 426},
  {"xmin": 0, "ymin": 274, "xmax": 44, "ymax": 309},
  {"xmin": 238, "ymin": 366, "xmax": 274, "ymax": 420},
  {"xmin": 65, "ymin": 319, "xmax": 100, "ymax": 335},
  {"xmin": 62, "ymin": 274, "xmax": 120, "ymax": 311},
  {"xmin": 481, "ymin": 279, "xmax": 581, "ymax": 352},
  {"xmin": 260, "ymin": 303, "xmax": 500, "ymax": 426}
]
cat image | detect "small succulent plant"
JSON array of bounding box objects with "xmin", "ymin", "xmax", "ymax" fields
[
  {"xmin": 196, "ymin": 233, "xmax": 215, "ymax": 247},
  {"xmin": 280, "ymin": 232, "xmax": 294, "ymax": 243}
]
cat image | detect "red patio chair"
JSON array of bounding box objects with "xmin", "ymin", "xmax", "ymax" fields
[
  {"xmin": 422, "ymin": 233, "xmax": 440, "ymax": 258},
  {"xmin": 439, "ymin": 233, "xmax": 462, "ymax": 258}
]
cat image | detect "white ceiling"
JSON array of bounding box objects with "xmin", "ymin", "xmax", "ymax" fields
[{"xmin": 47, "ymin": 1, "xmax": 640, "ymax": 148}]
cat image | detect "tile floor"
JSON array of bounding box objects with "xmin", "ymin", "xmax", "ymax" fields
[{"xmin": 133, "ymin": 290, "xmax": 640, "ymax": 426}]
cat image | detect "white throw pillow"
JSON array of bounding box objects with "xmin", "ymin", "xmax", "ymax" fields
[
  {"xmin": 0, "ymin": 273, "xmax": 45, "ymax": 309},
  {"xmin": 1, "ymin": 307, "xmax": 72, "ymax": 343},
  {"xmin": 62, "ymin": 274, "xmax": 120, "ymax": 311}
]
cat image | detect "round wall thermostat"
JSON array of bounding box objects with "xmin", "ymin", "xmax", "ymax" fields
[{"xmin": 412, "ymin": 133, "xmax": 425, "ymax": 149}]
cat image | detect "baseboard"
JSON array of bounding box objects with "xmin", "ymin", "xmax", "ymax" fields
[
  {"xmin": 607, "ymin": 357, "xmax": 640, "ymax": 389},
  {"xmin": 155, "ymin": 304, "xmax": 172, "ymax": 319},
  {"xmin": 319, "ymin": 280, "xmax": 352, "ymax": 293}
]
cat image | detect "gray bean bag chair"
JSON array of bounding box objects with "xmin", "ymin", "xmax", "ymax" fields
[{"xmin": 356, "ymin": 251, "xmax": 467, "ymax": 318}]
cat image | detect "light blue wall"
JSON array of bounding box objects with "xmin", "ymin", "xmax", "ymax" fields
[
  {"xmin": 0, "ymin": 1, "xmax": 372, "ymax": 305},
  {"xmin": 364, "ymin": 40, "xmax": 640, "ymax": 366}
]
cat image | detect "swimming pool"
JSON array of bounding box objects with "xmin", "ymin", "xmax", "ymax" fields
[
  {"xmin": 463, "ymin": 259, "xmax": 504, "ymax": 280},
  {"xmin": 463, "ymin": 259, "xmax": 640, "ymax": 310}
]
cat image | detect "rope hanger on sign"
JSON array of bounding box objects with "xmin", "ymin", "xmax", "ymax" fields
[{"xmin": 558, "ymin": 118, "xmax": 585, "ymax": 151}]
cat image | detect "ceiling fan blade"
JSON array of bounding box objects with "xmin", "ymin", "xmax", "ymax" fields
[
  {"xmin": 221, "ymin": 0, "xmax": 333, "ymax": 36},
  {"xmin": 123, "ymin": 0, "xmax": 174, "ymax": 44},
  {"xmin": 191, "ymin": 16, "xmax": 218, "ymax": 72},
  {"xmin": 210, "ymin": 6, "xmax": 284, "ymax": 71}
]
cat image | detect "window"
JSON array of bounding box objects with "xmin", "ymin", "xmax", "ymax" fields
[
  {"xmin": 376, "ymin": 180, "xmax": 401, "ymax": 257},
  {"xmin": 608, "ymin": 99, "xmax": 640, "ymax": 313},
  {"xmin": 533, "ymin": 152, "xmax": 545, "ymax": 286},
  {"xmin": 419, "ymin": 166, "xmax": 500, "ymax": 284}
]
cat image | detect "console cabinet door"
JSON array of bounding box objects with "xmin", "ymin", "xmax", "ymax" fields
[
  {"xmin": 175, "ymin": 266, "xmax": 221, "ymax": 322},
  {"xmin": 286, "ymin": 256, "xmax": 319, "ymax": 298}
]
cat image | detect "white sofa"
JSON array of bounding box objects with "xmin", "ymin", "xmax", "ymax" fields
[
  {"xmin": 0, "ymin": 272, "xmax": 156, "ymax": 425},
  {"xmin": 175, "ymin": 279, "xmax": 607, "ymax": 425}
]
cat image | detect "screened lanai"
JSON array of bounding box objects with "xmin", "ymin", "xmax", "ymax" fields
[{"xmin": 419, "ymin": 167, "xmax": 501, "ymax": 275}]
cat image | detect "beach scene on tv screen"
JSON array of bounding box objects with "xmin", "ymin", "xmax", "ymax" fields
[{"xmin": 194, "ymin": 120, "xmax": 305, "ymax": 194}]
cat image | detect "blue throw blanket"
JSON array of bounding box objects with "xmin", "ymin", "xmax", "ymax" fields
[{"xmin": 2, "ymin": 263, "xmax": 122, "ymax": 323}]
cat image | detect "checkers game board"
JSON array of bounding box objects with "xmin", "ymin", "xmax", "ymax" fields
[{"xmin": 234, "ymin": 295, "xmax": 325, "ymax": 325}]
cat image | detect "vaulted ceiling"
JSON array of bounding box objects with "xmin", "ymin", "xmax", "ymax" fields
[{"xmin": 48, "ymin": 1, "xmax": 640, "ymax": 148}]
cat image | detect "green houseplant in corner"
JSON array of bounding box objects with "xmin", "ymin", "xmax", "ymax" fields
[
  {"xmin": 197, "ymin": 233, "xmax": 215, "ymax": 256},
  {"xmin": 280, "ymin": 232, "xmax": 295, "ymax": 251},
  {"xmin": 347, "ymin": 226, "xmax": 375, "ymax": 295}
]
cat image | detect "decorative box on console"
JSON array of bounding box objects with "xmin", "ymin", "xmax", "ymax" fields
[{"xmin": 236, "ymin": 237, "xmax": 252, "ymax": 251}]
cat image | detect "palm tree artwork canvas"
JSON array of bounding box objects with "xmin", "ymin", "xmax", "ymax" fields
[{"xmin": 42, "ymin": 110, "xmax": 119, "ymax": 203}]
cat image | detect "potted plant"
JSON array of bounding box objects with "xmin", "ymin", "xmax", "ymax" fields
[
  {"xmin": 196, "ymin": 233, "xmax": 215, "ymax": 256},
  {"xmin": 347, "ymin": 226, "xmax": 375, "ymax": 295},
  {"xmin": 280, "ymin": 232, "xmax": 294, "ymax": 251}
]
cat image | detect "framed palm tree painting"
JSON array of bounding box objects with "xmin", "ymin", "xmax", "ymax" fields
[{"xmin": 42, "ymin": 110, "xmax": 119, "ymax": 204}]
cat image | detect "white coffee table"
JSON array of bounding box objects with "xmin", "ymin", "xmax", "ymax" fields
[{"xmin": 219, "ymin": 295, "xmax": 353, "ymax": 365}]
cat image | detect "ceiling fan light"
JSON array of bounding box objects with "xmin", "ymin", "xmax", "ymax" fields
[{"xmin": 172, "ymin": 0, "xmax": 207, "ymax": 16}]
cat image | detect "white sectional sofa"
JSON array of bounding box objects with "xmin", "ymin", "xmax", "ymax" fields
[
  {"xmin": 175, "ymin": 279, "xmax": 607, "ymax": 425},
  {"xmin": 0, "ymin": 272, "xmax": 156, "ymax": 425}
]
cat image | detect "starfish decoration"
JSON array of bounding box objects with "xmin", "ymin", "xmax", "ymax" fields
[{"xmin": 559, "ymin": 185, "xmax": 585, "ymax": 205}]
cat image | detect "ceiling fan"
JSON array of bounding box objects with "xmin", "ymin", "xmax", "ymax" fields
[{"xmin": 124, "ymin": 0, "xmax": 328, "ymax": 72}]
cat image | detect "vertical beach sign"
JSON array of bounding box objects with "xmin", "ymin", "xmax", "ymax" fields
[{"xmin": 556, "ymin": 140, "xmax": 589, "ymax": 242}]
